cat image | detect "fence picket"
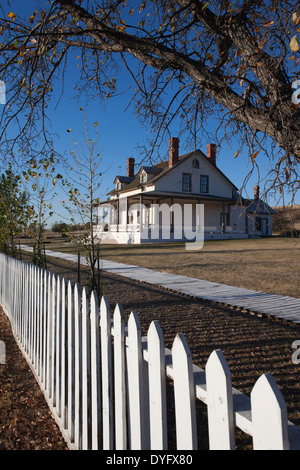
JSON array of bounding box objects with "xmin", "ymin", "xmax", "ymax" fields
[
  {"xmin": 81, "ymin": 286, "xmax": 90, "ymax": 450},
  {"xmin": 60, "ymin": 278, "xmax": 67, "ymax": 428},
  {"xmin": 113, "ymin": 303, "xmax": 127, "ymax": 450},
  {"xmin": 55, "ymin": 275, "xmax": 62, "ymax": 417},
  {"xmin": 251, "ymin": 373, "xmax": 290, "ymax": 450},
  {"xmin": 172, "ymin": 333, "xmax": 197, "ymax": 450},
  {"xmin": 67, "ymin": 280, "xmax": 75, "ymax": 442},
  {"xmin": 74, "ymin": 282, "xmax": 82, "ymax": 449},
  {"xmin": 126, "ymin": 310, "xmax": 148, "ymax": 450},
  {"xmin": 90, "ymin": 291, "xmax": 101, "ymax": 450},
  {"xmin": 46, "ymin": 272, "xmax": 53, "ymax": 398},
  {"xmin": 147, "ymin": 320, "xmax": 168, "ymax": 450},
  {"xmin": 51, "ymin": 274, "xmax": 57, "ymax": 407},
  {"xmin": 100, "ymin": 295, "xmax": 113, "ymax": 450},
  {"xmin": 206, "ymin": 349, "xmax": 235, "ymax": 450}
]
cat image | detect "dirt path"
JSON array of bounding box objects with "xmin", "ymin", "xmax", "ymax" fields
[{"xmin": 0, "ymin": 307, "xmax": 68, "ymax": 450}]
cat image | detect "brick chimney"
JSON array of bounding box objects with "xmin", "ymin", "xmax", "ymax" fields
[
  {"xmin": 254, "ymin": 185, "xmax": 260, "ymax": 200},
  {"xmin": 207, "ymin": 143, "xmax": 217, "ymax": 166},
  {"xmin": 127, "ymin": 157, "xmax": 135, "ymax": 177},
  {"xmin": 169, "ymin": 137, "xmax": 179, "ymax": 167}
]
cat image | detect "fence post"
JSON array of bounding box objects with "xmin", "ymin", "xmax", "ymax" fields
[
  {"xmin": 113, "ymin": 303, "xmax": 127, "ymax": 450},
  {"xmin": 206, "ymin": 349, "xmax": 235, "ymax": 450},
  {"xmin": 147, "ymin": 320, "xmax": 168, "ymax": 450},
  {"xmin": 251, "ymin": 373, "xmax": 290, "ymax": 450},
  {"xmin": 172, "ymin": 333, "xmax": 197, "ymax": 450}
]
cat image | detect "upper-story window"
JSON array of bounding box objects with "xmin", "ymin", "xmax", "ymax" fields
[
  {"xmin": 116, "ymin": 181, "xmax": 122, "ymax": 190},
  {"xmin": 140, "ymin": 172, "xmax": 147, "ymax": 184},
  {"xmin": 182, "ymin": 173, "xmax": 192, "ymax": 192},
  {"xmin": 193, "ymin": 158, "xmax": 200, "ymax": 168},
  {"xmin": 200, "ymin": 175, "xmax": 209, "ymax": 193}
]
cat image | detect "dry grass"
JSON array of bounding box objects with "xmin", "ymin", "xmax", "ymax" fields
[{"xmin": 44, "ymin": 237, "xmax": 300, "ymax": 298}]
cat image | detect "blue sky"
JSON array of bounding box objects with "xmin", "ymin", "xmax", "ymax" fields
[{"xmin": 1, "ymin": 0, "xmax": 299, "ymax": 227}]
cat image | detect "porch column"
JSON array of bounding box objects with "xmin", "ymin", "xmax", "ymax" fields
[
  {"xmin": 126, "ymin": 197, "xmax": 129, "ymax": 229},
  {"xmin": 222, "ymin": 202, "xmax": 226, "ymax": 234},
  {"xmin": 117, "ymin": 198, "xmax": 119, "ymax": 232},
  {"xmin": 139, "ymin": 194, "xmax": 143, "ymax": 232},
  {"xmin": 170, "ymin": 197, "xmax": 174, "ymax": 233}
]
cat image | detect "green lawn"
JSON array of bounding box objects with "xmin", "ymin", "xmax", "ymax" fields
[{"xmin": 41, "ymin": 236, "xmax": 300, "ymax": 298}]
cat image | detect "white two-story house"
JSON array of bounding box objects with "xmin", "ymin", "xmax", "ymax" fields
[{"xmin": 94, "ymin": 138, "xmax": 274, "ymax": 244}]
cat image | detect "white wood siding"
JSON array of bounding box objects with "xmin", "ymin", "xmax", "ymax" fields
[{"xmin": 154, "ymin": 152, "xmax": 234, "ymax": 198}]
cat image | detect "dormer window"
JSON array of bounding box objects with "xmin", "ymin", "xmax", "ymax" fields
[
  {"xmin": 116, "ymin": 181, "xmax": 122, "ymax": 190},
  {"xmin": 140, "ymin": 172, "xmax": 147, "ymax": 184}
]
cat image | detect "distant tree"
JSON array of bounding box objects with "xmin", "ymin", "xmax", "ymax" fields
[
  {"xmin": 23, "ymin": 154, "xmax": 57, "ymax": 267},
  {"xmin": 0, "ymin": 1, "xmax": 300, "ymax": 199},
  {"xmin": 0, "ymin": 165, "xmax": 32, "ymax": 255},
  {"xmin": 52, "ymin": 221, "xmax": 68, "ymax": 232}
]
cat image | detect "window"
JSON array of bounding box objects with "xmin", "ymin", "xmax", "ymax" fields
[
  {"xmin": 193, "ymin": 159, "xmax": 200, "ymax": 168},
  {"xmin": 140, "ymin": 172, "xmax": 147, "ymax": 184},
  {"xmin": 182, "ymin": 173, "xmax": 191, "ymax": 192},
  {"xmin": 200, "ymin": 175, "xmax": 209, "ymax": 193}
]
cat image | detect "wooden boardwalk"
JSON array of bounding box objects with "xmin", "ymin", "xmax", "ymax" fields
[{"xmin": 21, "ymin": 245, "xmax": 300, "ymax": 324}]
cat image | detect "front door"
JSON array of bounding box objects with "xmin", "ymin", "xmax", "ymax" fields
[{"xmin": 262, "ymin": 218, "xmax": 268, "ymax": 235}]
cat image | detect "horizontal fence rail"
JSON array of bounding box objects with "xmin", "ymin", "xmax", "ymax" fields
[{"xmin": 0, "ymin": 253, "xmax": 300, "ymax": 450}]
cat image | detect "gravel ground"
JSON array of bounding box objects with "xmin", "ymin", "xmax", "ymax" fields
[{"xmin": 1, "ymin": 253, "xmax": 300, "ymax": 450}]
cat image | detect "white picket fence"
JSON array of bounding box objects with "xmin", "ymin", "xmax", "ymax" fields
[{"xmin": 0, "ymin": 253, "xmax": 300, "ymax": 451}]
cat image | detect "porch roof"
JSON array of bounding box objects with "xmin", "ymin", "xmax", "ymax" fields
[{"xmin": 98, "ymin": 190, "xmax": 236, "ymax": 205}]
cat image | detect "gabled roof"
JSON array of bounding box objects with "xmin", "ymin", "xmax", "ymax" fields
[
  {"xmin": 243, "ymin": 198, "xmax": 276, "ymax": 215},
  {"xmin": 108, "ymin": 148, "xmax": 238, "ymax": 196},
  {"xmin": 113, "ymin": 175, "xmax": 135, "ymax": 184}
]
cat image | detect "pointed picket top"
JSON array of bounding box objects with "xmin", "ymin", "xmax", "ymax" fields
[
  {"xmin": 128, "ymin": 310, "xmax": 141, "ymax": 347},
  {"xmin": 82, "ymin": 285, "xmax": 88, "ymax": 306},
  {"xmin": 90, "ymin": 290, "xmax": 100, "ymax": 323},
  {"xmin": 206, "ymin": 349, "xmax": 235, "ymax": 450},
  {"xmin": 67, "ymin": 278, "xmax": 74, "ymax": 293},
  {"xmin": 172, "ymin": 333, "xmax": 197, "ymax": 450},
  {"xmin": 100, "ymin": 295, "xmax": 110, "ymax": 326},
  {"xmin": 114, "ymin": 303, "xmax": 124, "ymax": 332},
  {"xmin": 74, "ymin": 282, "xmax": 81, "ymax": 323},
  {"xmin": 251, "ymin": 372, "xmax": 289, "ymax": 450}
]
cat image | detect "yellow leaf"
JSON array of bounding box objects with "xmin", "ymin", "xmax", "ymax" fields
[
  {"xmin": 251, "ymin": 150, "xmax": 260, "ymax": 162},
  {"xmin": 8, "ymin": 12, "xmax": 16, "ymax": 21},
  {"xmin": 290, "ymin": 35, "xmax": 299, "ymax": 52},
  {"xmin": 129, "ymin": 8, "xmax": 134, "ymax": 16},
  {"xmin": 263, "ymin": 20, "xmax": 274, "ymax": 27},
  {"xmin": 234, "ymin": 151, "xmax": 240, "ymax": 159},
  {"xmin": 292, "ymin": 12, "xmax": 300, "ymax": 26}
]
